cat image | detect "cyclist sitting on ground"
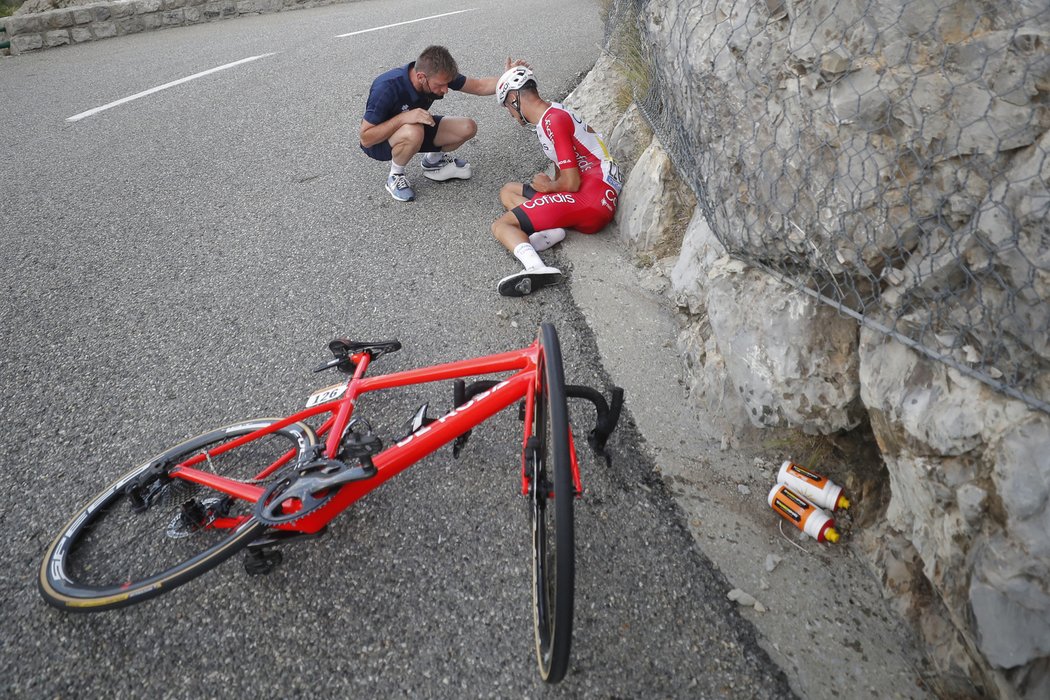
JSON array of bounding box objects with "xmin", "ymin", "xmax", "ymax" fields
[
  {"xmin": 490, "ymin": 66, "xmax": 622, "ymax": 297},
  {"xmin": 359, "ymin": 46, "xmax": 529, "ymax": 203}
]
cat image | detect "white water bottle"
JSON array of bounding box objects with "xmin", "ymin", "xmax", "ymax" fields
[
  {"xmin": 777, "ymin": 461, "xmax": 850, "ymax": 512},
  {"xmin": 767, "ymin": 484, "xmax": 840, "ymax": 543}
]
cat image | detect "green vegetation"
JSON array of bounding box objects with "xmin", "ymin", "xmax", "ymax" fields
[
  {"xmin": 1, "ymin": 0, "xmax": 23, "ymax": 18},
  {"xmin": 607, "ymin": 11, "xmax": 651, "ymax": 112}
]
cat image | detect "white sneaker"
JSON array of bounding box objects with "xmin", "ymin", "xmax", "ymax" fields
[
  {"xmin": 497, "ymin": 266, "xmax": 563, "ymax": 297},
  {"xmin": 421, "ymin": 153, "xmax": 472, "ymax": 181}
]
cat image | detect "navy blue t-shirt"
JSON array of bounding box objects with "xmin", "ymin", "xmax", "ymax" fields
[{"xmin": 362, "ymin": 62, "xmax": 468, "ymax": 125}]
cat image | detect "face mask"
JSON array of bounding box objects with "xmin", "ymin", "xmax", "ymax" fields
[{"xmin": 418, "ymin": 74, "xmax": 445, "ymax": 101}]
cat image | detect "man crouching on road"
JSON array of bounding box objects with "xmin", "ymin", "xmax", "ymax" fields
[
  {"xmin": 490, "ymin": 66, "xmax": 623, "ymax": 297},
  {"xmin": 360, "ymin": 46, "xmax": 528, "ymax": 203}
]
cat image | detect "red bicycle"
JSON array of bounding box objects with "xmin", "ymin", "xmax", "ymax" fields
[{"xmin": 38, "ymin": 323, "xmax": 623, "ymax": 683}]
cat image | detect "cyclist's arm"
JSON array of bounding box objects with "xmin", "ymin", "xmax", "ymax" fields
[
  {"xmin": 532, "ymin": 166, "xmax": 581, "ymax": 194},
  {"xmin": 532, "ymin": 109, "xmax": 582, "ymax": 193}
]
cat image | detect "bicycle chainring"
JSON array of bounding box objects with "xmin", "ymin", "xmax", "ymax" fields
[{"xmin": 254, "ymin": 459, "xmax": 370, "ymax": 526}]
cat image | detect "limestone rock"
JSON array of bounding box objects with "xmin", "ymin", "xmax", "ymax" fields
[
  {"xmin": 676, "ymin": 321, "xmax": 753, "ymax": 438},
  {"xmin": 635, "ymin": 0, "xmax": 1050, "ymax": 693},
  {"xmin": 670, "ymin": 208, "xmax": 724, "ymax": 316},
  {"xmin": 606, "ymin": 103, "xmax": 653, "ymax": 179},
  {"xmin": 16, "ymin": 0, "xmax": 95, "ymax": 13},
  {"xmin": 706, "ymin": 257, "xmax": 861, "ymax": 434},
  {"xmin": 860, "ymin": 327, "xmax": 1050, "ymax": 691},
  {"xmin": 563, "ymin": 51, "xmax": 629, "ymax": 141},
  {"xmin": 615, "ymin": 139, "xmax": 695, "ymax": 255}
]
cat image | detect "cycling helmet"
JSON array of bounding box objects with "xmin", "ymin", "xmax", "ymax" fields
[{"xmin": 496, "ymin": 66, "xmax": 536, "ymax": 105}]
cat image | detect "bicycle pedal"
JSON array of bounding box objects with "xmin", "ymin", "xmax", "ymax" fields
[{"xmin": 244, "ymin": 548, "xmax": 283, "ymax": 576}]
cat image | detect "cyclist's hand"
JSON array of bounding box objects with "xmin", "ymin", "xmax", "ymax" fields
[
  {"xmin": 506, "ymin": 57, "xmax": 531, "ymax": 70},
  {"xmin": 404, "ymin": 108, "xmax": 436, "ymax": 127},
  {"xmin": 531, "ymin": 172, "xmax": 553, "ymax": 192}
]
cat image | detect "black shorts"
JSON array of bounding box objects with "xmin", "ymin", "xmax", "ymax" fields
[{"xmin": 360, "ymin": 115, "xmax": 444, "ymax": 161}]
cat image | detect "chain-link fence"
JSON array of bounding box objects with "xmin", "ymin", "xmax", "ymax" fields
[{"xmin": 604, "ymin": 0, "xmax": 1050, "ymax": 414}]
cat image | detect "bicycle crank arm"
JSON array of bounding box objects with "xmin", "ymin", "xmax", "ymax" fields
[
  {"xmin": 255, "ymin": 458, "xmax": 377, "ymax": 526},
  {"xmin": 286, "ymin": 463, "xmax": 376, "ymax": 495},
  {"xmin": 247, "ymin": 527, "xmax": 328, "ymax": 551}
]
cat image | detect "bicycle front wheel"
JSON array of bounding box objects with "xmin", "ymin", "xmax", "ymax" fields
[
  {"xmin": 529, "ymin": 323, "xmax": 575, "ymax": 683},
  {"xmin": 39, "ymin": 418, "xmax": 316, "ymax": 611}
]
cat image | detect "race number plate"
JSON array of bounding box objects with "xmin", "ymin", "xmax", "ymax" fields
[{"xmin": 306, "ymin": 384, "xmax": 346, "ymax": 407}]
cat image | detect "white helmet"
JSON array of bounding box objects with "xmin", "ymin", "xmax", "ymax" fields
[{"xmin": 496, "ymin": 66, "xmax": 536, "ymax": 105}]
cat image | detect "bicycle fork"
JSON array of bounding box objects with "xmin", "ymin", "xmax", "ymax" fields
[{"xmin": 518, "ymin": 384, "xmax": 624, "ymax": 498}]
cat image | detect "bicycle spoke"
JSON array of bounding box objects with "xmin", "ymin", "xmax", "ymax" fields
[{"xmin": 40, "ymin": 420, "xmax": 315, "ymax": 609}]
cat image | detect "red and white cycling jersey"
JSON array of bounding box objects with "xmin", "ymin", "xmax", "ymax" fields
[
  {"xmin": 511, "ymin": 102, "xmax": 622, "ymax": 236},
  {"xmin": 536, "ymin": 103, "xmax": 622, "ymax": 192}
]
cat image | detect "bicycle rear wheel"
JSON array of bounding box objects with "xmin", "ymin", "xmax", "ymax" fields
[
  {"xmin": 39, "ymin": 418, "xmax": 316, "ymax": 611},
  {"xmin": 529, "ymin": 323, "xmax": 575, "ymax": 682}
]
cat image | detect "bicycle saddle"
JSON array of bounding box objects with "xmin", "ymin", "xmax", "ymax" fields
[
  {"xmin": 328, "ymin": 339, "xmax": 402, "ymax": 359},
  {"xmin": 313, "ymin": 339, "xmax": 402, "ymax": 374}
]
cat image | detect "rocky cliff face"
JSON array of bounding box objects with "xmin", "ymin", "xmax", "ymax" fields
[
  {"xmin": 15, "ymin": 0, "xmax": 88, "ymax": 13},
  {"xmin": 579, "ymin": 0, "xmax": 1050, "ymax": 697}
]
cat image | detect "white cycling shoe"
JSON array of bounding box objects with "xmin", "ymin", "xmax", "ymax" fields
[
  {"xmin": 421, "ymin": 153, "xmax": 472, "ymax": 181},
  {"xmin": 497, "ymin": 266, "xmax": 563, "ymax": 297}
]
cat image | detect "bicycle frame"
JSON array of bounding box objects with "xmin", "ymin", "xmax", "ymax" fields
[{"xmin": 167, "ymin": 337, "xmax": 582, "ymax": 535}]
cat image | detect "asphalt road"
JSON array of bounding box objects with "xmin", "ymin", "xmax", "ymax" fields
[{"xmin": 1, "ymin": 1, "xmax": 795, "ymax": 696}]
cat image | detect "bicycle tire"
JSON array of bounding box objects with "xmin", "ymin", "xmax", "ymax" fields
[
  {"xmin": 39, "ymin": 418, "xmax": 316, "ymax": 611},
  {"xmin": 529, "ymin": 323, "xmax": 575, "ymax": 682}
]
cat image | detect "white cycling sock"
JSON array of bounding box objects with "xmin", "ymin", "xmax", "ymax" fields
[
  {"xmin": 390, "ymin": 162, "xmax": 406, "ymax": 176},
  {"xmin": 528, "ymin": 228, "xmax": 566, "ymax": 252},
  {"xmin": 513, "ymin": 242, "xmax": 545, "ymax": 271},
  {"xmin": 423, "ymin": 151, "xmax": 445, "ymax": 165}
]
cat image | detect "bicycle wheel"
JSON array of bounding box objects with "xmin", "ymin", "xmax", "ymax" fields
[
  {"xmin": 39, "ymin": 418, "xmax": 316, "ymax": 611},
  {"xmin": 529, "ymin": 323, "xmax": 575, "ymax": 682}
]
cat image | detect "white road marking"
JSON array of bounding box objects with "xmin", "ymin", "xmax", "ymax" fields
[
  {"xmin": 66, "ymin": 53, "xmax": 277, "ymax": 122},
  {"xmin": 335, "ymin": 9, "xmax": 476, "ymax": 38}
]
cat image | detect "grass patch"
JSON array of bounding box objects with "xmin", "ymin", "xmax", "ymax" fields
[
  {"xmin": 604, "ymin": 3, "xmax": 652, "ymax": 112},
  {"xmin": 1, "ymin": 0, "xmax": 23, "ymax": 18}
]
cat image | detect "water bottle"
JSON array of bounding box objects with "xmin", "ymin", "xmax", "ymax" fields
[
  {"xmin": 767, "ymin": 483, "xmax": 840, "ymax": 543},
  {"xmin": 777, "ymin": 460, "xmax": 850, "ymax": 511}
]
